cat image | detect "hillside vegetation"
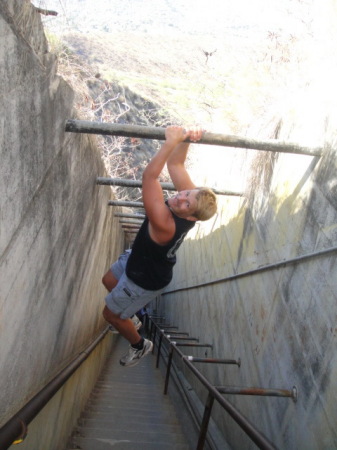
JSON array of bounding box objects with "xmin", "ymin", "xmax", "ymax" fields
[{"xmin": 39, "ymin": 0, "xmax": 333, "ymax": 198}]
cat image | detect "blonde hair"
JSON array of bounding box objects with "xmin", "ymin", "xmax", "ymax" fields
[{"xmin": 193, "ymin": 188, "xmax": 217, "ymax": 221}]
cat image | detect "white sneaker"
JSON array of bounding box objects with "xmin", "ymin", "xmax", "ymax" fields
[
  {"xmin": 131, "ymin": 314, "xmax": 142, "ymax": 331},
  {"xmin": 120, "ymin": 339, "xmax": 153, "ymax": 367}
]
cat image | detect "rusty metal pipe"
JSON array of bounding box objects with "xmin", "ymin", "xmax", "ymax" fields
[
  {"xmin": 161, "ymin": 330, "xmax": 189, "ymax": 335},
  {"xmin": 109, "ymin": 200, "xmax": 144, "ymax": 208},
  {"xmin": 166, "ymin": 336, "xmax": 199, "ymax": 341},
  {"xmin": 186, "ymin": 356, "xmax": 240, "ymax": 366},
  {"xmin": 175, "ymin": 343, "xmax": 213, "ymax": 348},
  {"xmin": 152, "ymin": 319, "xmax": 277, "ymax": 450},
  {"xmin": 217, "ymin": 386, "xmax": 297, "ymax": 401},
  {"xmin": 114, "ymin": 213, "xmax": 146, "ymax": 219},
  {"xmin": 97, "ymin": 177, "xmax": 243, "ymax": 197},
  {"xmin": 66, "ymin": 120, "xmax": 322, "ymax": 156},
  {"xmin": 174, "ymin": 345, "xmax": 277, "ymax": 450},
  {"xmin": 119, "ymin": 220, "xmax": 144, "ymax": 224}
]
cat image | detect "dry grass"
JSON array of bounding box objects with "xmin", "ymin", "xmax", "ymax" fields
[
  {"xmin": 58, "ymin": 27, "xmax": 318, "ymax": 137},
  {"xmin": 41, "ymin": 0, "xmax": 335, "ymax": 201}
]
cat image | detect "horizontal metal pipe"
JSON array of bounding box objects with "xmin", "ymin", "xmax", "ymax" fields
[
  {"xmin": 217, "ymin": 386, "xmax": 297, "ymax": 401},
  {"xmin": 119, "ymin": 217, "xmax": 144, "ymax": 225},
  {"xmin": 171, "ymin": 342, "xmax": 277, "ymax": 450},
  {"xmin": 119, "ymin": 220, "xmax": 144, "ymax": 224},
  {"xmin": 152, "ymin": 320, "xmax": 277, "ymax": 449},
  {"xmin": 109, "ymin": 200, "xmax": 144, "ymax": 208},
  {"xmin": 153, "ymin": 320, "xmax": 279, "ymax": 449},
  {"xmin": 175, "ymin": 343, "xmax": 213, "ymax": 348},
  {"xmin": 175, "ymin": 347, "xmax": 276, "ymax": 450},
  {"xmin": 163, "ymin": 244, "xmax": 337, "ymax": 295},
  {"xmin": 35, "ymin": 7, "xmax": 58, "ymax": 16},
  {"xmin": 148, "ymin": 316, "xmax": 166, "ymax": 321},
  {"xmin": 97, "ymin": 177, "xmax": 243, "ymax": 197},
  {"xmin": 0, "ymin": 327, "xmax": 110, "ymax": 449},
  {"xmin": 66, "ymin": 120, "xmax": 322, "ymax": 156},
  {"xmin": 167, "ymin": 336, "xmax": 199, "ymax": 341},
  {"xmin": 161, "ymin": 330, "xmax": 189, "ymax": 335},
  {"xmin": 114, "ymin": 213, "xmax": 146, "ymax": 219},
  {"xmin": 186, "ymin": 356, "xmax": 240, "ymax": 366}
]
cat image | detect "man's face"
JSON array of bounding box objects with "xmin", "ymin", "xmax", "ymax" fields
[{"xmin": 167, "ymin": 189, "xmax": 199, "ymax": 219}]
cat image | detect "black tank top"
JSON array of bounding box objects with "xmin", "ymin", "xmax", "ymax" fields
[{"xmin": 126, "ymin": 206, "xmax": 195, "ymax": 290}]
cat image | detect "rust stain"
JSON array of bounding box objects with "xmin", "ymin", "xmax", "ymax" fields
[{"xmin": 260, "ymin": 305, "xmax": 267, "ymax": 320}]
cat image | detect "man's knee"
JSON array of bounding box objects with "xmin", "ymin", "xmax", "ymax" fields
[
  {"xmin": 102, "ymin": 270, "xmax": 118, "ymax": 291},
  {"xmin": 103, "ymin": 305, "xmax": 118, "ymax": 324},
  {"xmin": 103, "ymin": 305, "xmax": 128, "ymax": 327}
]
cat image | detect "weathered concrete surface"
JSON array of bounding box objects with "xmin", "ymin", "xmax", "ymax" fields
[
  {"xmin": 0, "ymin": 2, "xmax": 124, "ymax": 449},
  {"xmin": 161, "ymin": 6, "xmax": 337, "ymax": 445},
  {"xmin": 162, "ymin": 80, "xmax": 337, "ymax": 449},
  {"xmin": 2, "ymin": 2, "xmax": 337, "ymax": 450}
]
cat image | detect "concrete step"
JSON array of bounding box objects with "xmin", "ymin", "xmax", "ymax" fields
[
  {"xmin": 90, "ymin": 383, "xmax": 168, "ymax": 401},
  {"xmin": 68, "ymin": 436, "xmax": 190, "ymax": 450},
  {"xmin": 87, "ymin": 389, "xmax": 171, "ymax": 402},
  {"xmin": 84, "ymin": 403, "xmax": 176, "ymax": 417},
  {"xmin": 93, "ymin": 384, "xmax": 165, "ymax": 392},
  {"xmin": 86, "ymin": 398, "xmax": 174, "ymax": 411},
  {"xmin": 75, "ymin": 425, "xmax": 184, "ymax": 439},
  {"xmin": 77, "ymin": 418, "xmax": 183, "ymax": 432},
  {"xmin": 89, "ymin": 385, "xmax": 170, "ymax": 403},
  {"xmin": 67, "ymin": 335, "xmax": 191, "ymax": 449},
  {"xmin": 72, "ymin": 428, "xmax": 187, "ymax": 443},
  {"xmin": 80, "ymin": 410, "xmax": 180, "ymax": 425}
]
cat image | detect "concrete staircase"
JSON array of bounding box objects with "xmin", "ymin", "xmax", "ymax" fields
[{"xmin": 67, "ymin": 334, "xmax": 191, "ymax": 449}]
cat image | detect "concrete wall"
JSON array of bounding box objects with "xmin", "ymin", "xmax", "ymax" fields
[
  {"xmin": 0, "ymin": 2, "xmax": 124, "ymax": 449},
  {"xmin": 2, "ymin": 2, "xmax": 337, "ymax": 450},
  {"xmin": 162, "ymin": 95, "xmax": 337, "ymax": 447}
]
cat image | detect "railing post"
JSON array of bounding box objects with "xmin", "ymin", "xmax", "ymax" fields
[
  {"xmin": 148, "ymin": 320, "xmax": 154, "ymax": 341},
  {"xmin": 156, "ymin": 333, "xmax": 164, "ymax": 368},
  {"xmin": 148, "ymin": 316, "xmax": 278, "ymax": 450},
  {"xmin": 143, "ymin": 313, "xmax": 149, "ymax": 337},
  {"xmin": 197, "ymin": 392, "xmax": 215, "ymax": 450},
  {"xmin": 164, "ymin": 344, "xmax": 174, "ymax": 395},
  {"xmin": 152, "ymin": 326, "xmax": 157, "ymax": 354}
]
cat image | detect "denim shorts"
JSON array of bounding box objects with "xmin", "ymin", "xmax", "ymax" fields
[{"xmin": 105, "ymin": 250, "xmax": 164, "ymax": 320}]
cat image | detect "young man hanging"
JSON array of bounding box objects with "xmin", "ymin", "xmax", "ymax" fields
[{"xmin": 102, "ymin": 125, "xmax": 217, "ymax": 367}]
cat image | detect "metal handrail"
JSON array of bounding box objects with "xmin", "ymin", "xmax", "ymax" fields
[
  {"xmin": 0, "ymin": 326, "xmax": 110, "ymax": 450},
  {"xmin": 149, "ymin": 318, "xmax": 278, "ymax": 450},
  {"xmin": 162, "ymin": 244, "xmax": 337, "ymax": 295}
]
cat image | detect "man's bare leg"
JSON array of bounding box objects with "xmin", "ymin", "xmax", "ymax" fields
[
  {"xmin": 101, "ymin": 268, "xmax": 153, "ymax": 367},
  {"xmin": 102, "ymin": 269, "xmax": 118, "ymax": 292},
  {"xmin": 103, "ymin": 305, "xmax": 141, "ymax": 345}
]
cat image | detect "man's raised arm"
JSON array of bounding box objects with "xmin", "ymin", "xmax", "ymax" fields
[
  {"xmin": 166, "ymin": 126, "xmax": 203, "ymax": 192},
  {"xmin": 142, "ymin": 126, "xmax": 191, "ymax": 243}
]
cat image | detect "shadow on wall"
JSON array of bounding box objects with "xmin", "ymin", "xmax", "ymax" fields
[{"xmin": 163, "ymin": 137, "xmax": 337, "ymax": 449}]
